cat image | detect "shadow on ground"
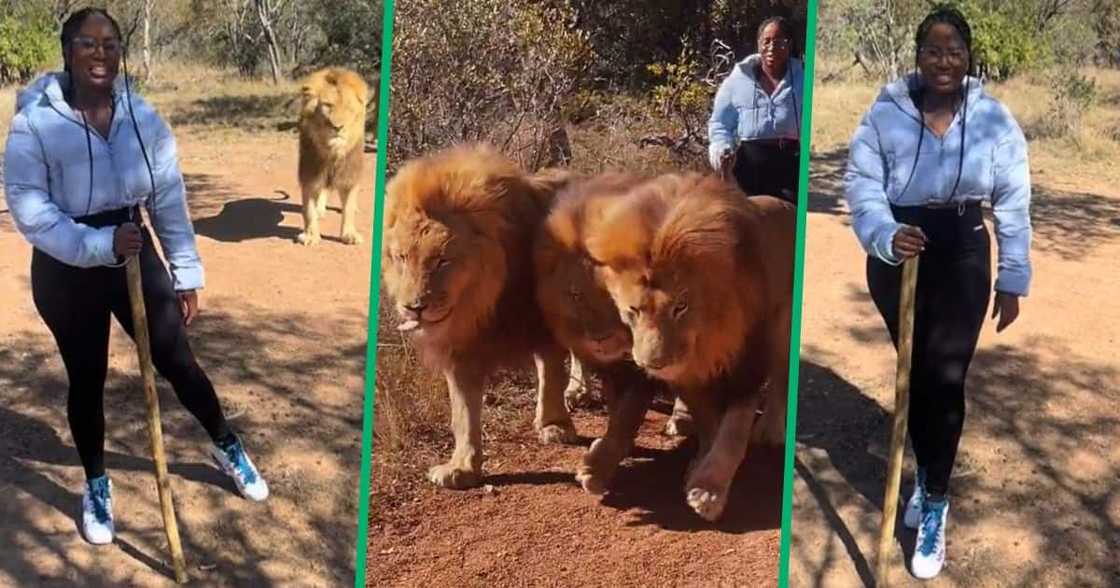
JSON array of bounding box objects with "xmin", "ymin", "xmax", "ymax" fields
[
  {"xmin": 795, "ymin": 337, "xmax": 1120, "ymax": 586},
  {"xmin": 597, "ymin": 438, "xmax": 783, "ymax": 534},
  {"xmin": 0, "ymin": 298, "xmax": 367, "ymax": 585}
]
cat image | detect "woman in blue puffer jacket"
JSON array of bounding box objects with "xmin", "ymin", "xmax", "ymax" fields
[
  {"xmin": 4, "ymin": 8, "xmax": 268, "ymax": 546},
  {"xmin": 844, "ymin": 5, "xmax": 1032, "ymax": 580},
  {"xmin": 708, "ymin": 16, "xmax": 804, "ymax": 203}
]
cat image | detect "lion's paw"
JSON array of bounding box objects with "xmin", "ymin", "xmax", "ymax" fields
[
  {"xmin": 537, "ymin": 420, "xmax": 578, "ymax": 445},
  {"xmin": 564, "ymin": 379, "xmax": 591, "ymax": 411},
  {"xmin": 664, "ymin": 412, "xmax": 695, "ymax": 437},
  {"xmin": 296, "ymin": 232, "xmax": 321, "ymax": 246},
  {"xmin": 341, "ymin": 231, "xmax": 364, "ymax": 246},
  {"xmin": 427, "ymin": 462, "xmax": 482, "ymax": 489},
  {"xmin": 686, "ymin": 486, "xmax": 727, "ymax": 522},
  {"xmin": 575, "ymin": 438, "xmax": 616, "ymax": 496}
]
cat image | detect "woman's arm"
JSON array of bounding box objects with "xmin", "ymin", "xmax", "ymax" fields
[
  {"xmin": 4, "ymin": 113, "xmax": 119, "ymax": 267},
  {"xmin": 708, "ymin": 76, "xmax": 738, "ymax": 171},
  {"xmin": 147, "ymin": 115, "xmax": 205, "ymax": 292},
  {"xmin": 990, "ymin": 126, "xmax": 1032, "ymax": 297},
  {"xmin": 844, "ymin": 110, "xmax": 902, "ymax": 264}
]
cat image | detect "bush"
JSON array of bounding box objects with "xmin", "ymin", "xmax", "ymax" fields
[
  {"xmin": 1036, "ymin": 69, "xmax": 1098, "ymax": 140},
  {"xmin": 0, "ymin": 12, "xmax": 56, "ymax": 85},
  {"xmin": 644, "ymin": 40, "xmax": 716, "ymax": 155},
  {"xmin": 966, "ymin": 7, "xmax": 1040, "ymax": 81},
  {"xmin": 388, "ymin": 0, "xmax": 593, "ymax": 169}
]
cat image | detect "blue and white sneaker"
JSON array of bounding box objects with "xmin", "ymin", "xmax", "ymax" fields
[
  {"xmin": 210, "ymin": 436, "xmax": 269, "ymax": 502},
  {"xmin": 81, "ymin": 475, "xmax": 115, "ymax": 545},
  {"xmin": 911, "ymin": 497, "xmax": 949, "ymax": 580},
  {"xmin": 903, "ymin": 467, "xmax": 926, "ymax": 530}
]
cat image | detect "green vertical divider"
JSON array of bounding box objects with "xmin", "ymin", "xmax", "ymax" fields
[
  {"xmin": 353, "ymin": 1, "xmax": 396, "ymax": 586},
  {"xmin": 778, "ymin": 1, "xmax": 819, "ymax": 586}
]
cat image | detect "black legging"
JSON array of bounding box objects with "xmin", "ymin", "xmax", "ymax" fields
[
  {"xmin": 866, "ymin": 203, "xmax": 991, "ymax": 498},
  {"xmin": 30, "ymin": 207, "xmax": 232, "ymax": 479},
  {"xmin": 732, "ymin": 139, "xmax": 800, "ymax": 204}
]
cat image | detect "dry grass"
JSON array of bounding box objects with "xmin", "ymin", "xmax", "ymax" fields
[
  {"xmin": 0, "ymin": 61, "xmax": 303, "ymax": 145},
  {"xmin": 809, "ymin": 62, "xmax": 1120, "ymax": 188},
  {"xmin": 145, "ymin": 61, "xmax": 302, "ymax": 141}
]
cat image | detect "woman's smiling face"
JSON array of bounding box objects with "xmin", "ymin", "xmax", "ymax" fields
[
  {"xmin": 917, "ymin": 22, "xmax": 969, "ymax": 96},
  {"xmin": 67, "ymin": 13, "xmax": 122, "ymax": 93},
  {"xmin": 758, "ymin": 22, "xmax": 791, "ymax": 73}
]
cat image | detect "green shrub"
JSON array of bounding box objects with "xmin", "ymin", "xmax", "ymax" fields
[
  {"xmin": 0, "ymin": 13, "xmax": 56, "ymax": 85},
  {"xmin": 1036, "ymin": 69, "xmax": 1098, "ymax": 140}
]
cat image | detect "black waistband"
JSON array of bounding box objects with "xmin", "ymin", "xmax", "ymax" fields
[
  {"xmin": 903, "ymin": 200, "xmax": 982, "ymax": 211},
  {"xmin": 73, "ymin": 207, "xmax": 137, "ymax": 229},
  {"xmin": 890, "ymin": 201, "xmax": 984, "ymax": 227},
  {"xmin": 739, "ymin": 137, "xmax": 799, "ymax": 150}
]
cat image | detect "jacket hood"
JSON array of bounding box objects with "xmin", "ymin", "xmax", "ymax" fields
[
  {"xmin": 879, "ymin": 72, "xmax": 986, "ymax": 122},
  {"xmin": 15, "ymin": 71, "xmax": 136, "ymax": 115},
  {"xmin": 730, "ymin": 54, "xmax": 804, "ymax": 86}
]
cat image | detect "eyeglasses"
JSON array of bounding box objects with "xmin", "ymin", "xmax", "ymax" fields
[
  {"xmin": 918, "ymin": 46, "xmax": 968, "ymax": 65},
  {"xmin": 760, "ymin": 38, "xmax": 791, "ymax": 50},
  {"xmin": 71, "ymin": 36, "xmax": 122, "ymax": 55}
]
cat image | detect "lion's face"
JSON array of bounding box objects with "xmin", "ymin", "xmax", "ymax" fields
[
  {"xmin": 537, "ymin": 252, "xmax": 631, "ymax": 365},
  {"xmin": 598, "ymin": 263, "xmax": 712, "ymax": 383},
  {"xmin": 301, "ymin": 68, "xmax": 367, "ymax": 146},
  {"xmin": 586, "ymin": 173, "xmax": 747, "ymax": 386},
  {"xmin": 306, "ymin": 86, "xmax": 361, "ymax": 131},
  {"xmin": 383, "ymin": 209, "xmax": 502, "ymax": 339}
]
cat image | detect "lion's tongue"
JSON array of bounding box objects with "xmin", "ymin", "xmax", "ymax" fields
[{"xmin": 398, "ymin": 319, "xmax": 420, "ymax": 332}]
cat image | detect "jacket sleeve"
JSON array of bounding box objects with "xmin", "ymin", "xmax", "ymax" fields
[
  {"xmin": 990, "ymin": 125, "xmax": 1032, "ymax": 297},
  {"xmin": 707, "ymin": 76, "xmax": 738, "ymax": 171},
  {"xmin": 147, "ymin": 114, "xmax": 205, "ymax": 291},
  {"xmin": 4, "ymin": 113, "xmax": 118, "ymax": 267},
  {"xmin": 843, "ymin": 109, "xmax": 901, "ymax": 265}
]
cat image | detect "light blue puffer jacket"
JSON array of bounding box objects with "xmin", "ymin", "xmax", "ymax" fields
[
  {"xmin": 844, "ymin": 73, "xmax": 1032, "ymax": 296},
  {"xmin": 707, "ymin": 54, "xmax": 804, "ymax": 170},
  {"xmin": 4, "ymin": 72, "xmax": 204, "ymax": 291}
]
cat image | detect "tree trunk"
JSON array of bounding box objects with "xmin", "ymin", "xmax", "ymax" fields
[
  {"xmin": 142, "ymin": 0, "xmax": 153, "ymax": 82},
  {"xmin": 254, "ymin": 0, "xmax": 283, "ymax": 84}
]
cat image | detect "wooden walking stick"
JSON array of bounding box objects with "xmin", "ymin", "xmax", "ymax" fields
[
  {"xmin": 125, "ymin": 250, "xmax": 189, "ymax": 584},
  {"xmin": 875, "ymin": 255, "xmax": 919, "ymax": 587},
  {"xmin": 719, "ymin": 149, "xmax": 736, "ymax": 183}
]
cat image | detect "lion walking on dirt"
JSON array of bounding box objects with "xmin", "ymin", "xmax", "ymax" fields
[{"xmin": 297, "ymin": 66, "xmax": 370, "ymax": 246}]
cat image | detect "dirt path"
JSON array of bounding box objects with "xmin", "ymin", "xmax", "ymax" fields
[
  {"xmin": 789, "ymin": 147, "xmax": 1120, "ymax": 587},
  {"xmin": 366, "ymin": 390, "xmax": 783, "ymax": 587},
  {"xmin": 1, "ymin": 128, "xmax": 375, "ymax": 586}
]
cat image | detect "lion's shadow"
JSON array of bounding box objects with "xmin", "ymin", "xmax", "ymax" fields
[
  {"xmin": 191, "ymin": 192, "xmax": 348, "ymax": 244},
  {"xmin": 603, "ymin": 439, "xmax": 783, "ymax": 534}
]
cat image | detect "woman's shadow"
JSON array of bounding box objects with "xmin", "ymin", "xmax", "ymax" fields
[
  {"xmin": 795, "ymin": 360, "xmax": 919, "ymax": 586},
  {"xmin": 0, "ymin": 404, "xmax": 243, "ymax": 581}
]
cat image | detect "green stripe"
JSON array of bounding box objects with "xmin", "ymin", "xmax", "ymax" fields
[
  {"xmin": 778, "ymin": 2, "xmax": 819, "ymax": 586},
  {"xmin": 353, "ymin": 1, "xmax": 395, "ymax": 586}
]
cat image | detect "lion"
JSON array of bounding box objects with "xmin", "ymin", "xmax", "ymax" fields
[
  {"xmin": 381, "ymin": 144, "xmax": 580, "ymax": 489},
  {"xmin": 297, "ymin": 66, "xmax": 370, "ymax": 246},
  {"xmin": 534, "ymin": 172, "xmax": 680, "ymax": 495},
  {"xmin": 584, "ymin": 174, "xmax": 795, "ymax": 521}
]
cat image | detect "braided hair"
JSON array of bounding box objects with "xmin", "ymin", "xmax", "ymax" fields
[
  {"xmin": 60, "ymin": 8, "xmax": 123, "ymax": 76},
  {"xmin": 754, "ymin": 16, "xmax": 801, "ymax": 135},
  {"xmin": 898, "ymin": 5, "xmax": 973, "ymax": 202},
  {"xmin": 57, "ymin": 7, "xmax": 155, "ymax": 234},
  {"xmin": 59, "ymin": 8, "xmax": 124, "ymax": 215}
]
